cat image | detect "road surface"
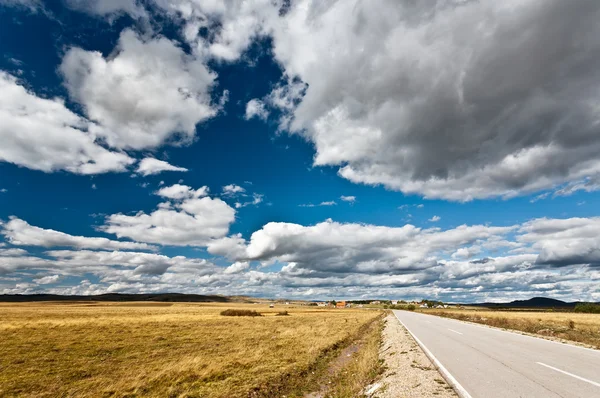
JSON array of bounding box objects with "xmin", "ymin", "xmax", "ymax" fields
[{"xmin": 393, "ymin": 310, "xmax": 600, "ymax": 398}]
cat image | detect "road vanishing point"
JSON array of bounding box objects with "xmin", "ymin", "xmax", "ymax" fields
[{"xmin": 393, "ymin": 310, "xmax": 600, "ymax": 398}]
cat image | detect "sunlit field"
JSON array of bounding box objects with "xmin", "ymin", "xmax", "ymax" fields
[
  {"xmin": 424, "ymin": 308, "xmax": 600, "ymax": 348},
  {"xmin": 0, "ymin": 302, "xmax": 380, "ymax": 397}
]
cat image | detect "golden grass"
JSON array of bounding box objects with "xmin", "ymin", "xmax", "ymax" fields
[
  {"xmin": 326, "ymin": 314, "xmax": 385, "ymax": 397},
  {"xmin": 423, "ymin": 308, "xmax": 600, "ymax": 348},
  {"xmin": 0, "ymin": 302, "xmax": 380, "ymax": 397}
]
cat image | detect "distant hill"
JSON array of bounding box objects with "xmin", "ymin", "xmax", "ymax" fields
[
  {"xmin": 0, "ymin": 293, "xmax": 239, "ymax": 303},
  {"xmin": 470, "ymin": 297, "xmax": 578, "ymax": 308}
]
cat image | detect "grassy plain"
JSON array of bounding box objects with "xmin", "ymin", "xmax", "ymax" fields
[
  {"xmin": 423, "ymin": 308, "xmax": 600, "ymax": 348},
  {"xmin": 0, "ymin": 302, "xmax": 381, "ymax": 397}
]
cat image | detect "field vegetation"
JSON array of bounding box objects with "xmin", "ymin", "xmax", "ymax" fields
[
  {"xmin": 423, "ymin": 308, "xmax": 600, "ymax": 348},
  {"xmin": 0, "ymin": 302, "xmax": 381, "ymax": 397}
]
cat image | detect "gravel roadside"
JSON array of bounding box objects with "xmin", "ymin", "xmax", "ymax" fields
[{"xmin": 371, "ymin": 313, "xmax": 457, "ymax": 398}]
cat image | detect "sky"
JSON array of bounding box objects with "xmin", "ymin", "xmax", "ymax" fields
[{"xmin": 1, "ymin": 0, "xmax": 600, "ymax": 302}]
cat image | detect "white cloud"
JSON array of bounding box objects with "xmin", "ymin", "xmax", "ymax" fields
[
  {"xmin": 519, "ymin": 217, "xmax": 600, "ymax": 267},
  {"xmin": 262, "ymin": 0, "xmax": 600, "ymax": 201},
  {"xmin": 136, "ymin": 158, "xmax": 188, "ymax": 176},
  {"xmin": 235, "ymin": 193, "xmax": 264, "ymax": 208},
  {"xmin": 238, "ymin": 219, "xmax": 513, "ymax": 274},
  {"xmin": 0, "ymin": 72, "xmax": 133, "ymax": 174},
  {"xmin": 245, "ymin": 98, "xmax": 269, "ymax": 120},
  {"xmin": 60, "ymin": 29, "xmax": 218, "ymax": 150},
  {"xmin": 1, "ymin": 217, "xmax": 600, "ymax": 302},
  {"xmin": 429, "ymin": 216, "xmax": 441, "ymax": 222},
  {"xmin": 206, "ymin": 234, "xmax": 247, "ymax": 259},
  {"xmin": 152, "ymin": 0, "xmax": 281, "ymax": 62},
  {"xmin": 35, "ymin": 275, "xmax": 60, "ymax": 285},
  {"xmin": 0, "ymin": 0, "xmax": 39, "ymax": 10},
  {"xmin": 0, "ymin": 189, "xmax": 7, "ymax": 193},
  {"xmin": 156, "ymin": 184, "xmax": 208, "ymax": 200},
  {"xmin": 223, "ymin": 261, "xmax": 250, "ymax": 274},
  {"xmin": 222, "ymin": 184, "xmax": 246, "ymax": 196},
  {"xmin": 299, "ymin": 201, "xmax": 337, "ymax": 207},
  {"xmin": 65, "ymin": 0, "xmax": 146, "ymax": 18},
  {"xmin": 101, "ymin": 184, "xmax": 235, "ymax": 246},
  {"xmin": 340, "ymin": 195, "xmax": 356, "ymax": 203},
  {"xmin": 552, "ymin": 175, "xmax": 600, "ymax": 197},
  {"xmin": 48, "ymin": 1, "xmax": 600, "ymax": 199},
  {"xmin": 2, "ymin": 217, "xmax": 156, "ymax": 251}
]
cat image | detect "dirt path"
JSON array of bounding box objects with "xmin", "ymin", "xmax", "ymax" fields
[{"xmin": 372, "ymin": 313, "xmax": 457, "ymax": 398}]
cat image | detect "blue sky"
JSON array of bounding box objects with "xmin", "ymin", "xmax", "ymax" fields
[{"xmin": 1, "ymin": 0, "xmax": 600, "ymax": 302}]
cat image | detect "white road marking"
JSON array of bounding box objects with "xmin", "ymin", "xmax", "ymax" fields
[
  {"xmin": 420, "ymin": 311, "xmax": 600, "ymax": 355},
  {"xmin": 448, "ymin": 328, "xmax": 463, "ymax": 335},
  {"xmin": 394, "ymin": 312, "xmax": 473, "ymax": 398},
  {"xmin": 536, "ymin": 362, "xmax": 600, "ymax": 388}
]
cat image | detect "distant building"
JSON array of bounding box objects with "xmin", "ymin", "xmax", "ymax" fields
[
  {"xmin": 269, "ymin": 303, "xmax": 274, "ymax": 308},
  {"xmin": 370, "ymin": 301, "xmax": 381, "ymax": 305},
  {"xmin": 336, "ymin": 301, "xmax": 347, "ymax": 308},
  {"xmin": 391, "ymin": 300, "xmax": 398, "ymax": 305},
  {"xmin": 316, "ymin": 302, "xmax": 328, "ymax": 307}
]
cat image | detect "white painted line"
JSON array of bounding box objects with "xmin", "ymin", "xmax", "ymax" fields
[
  {"xmin": 418, "ymin": 311, "xmax": 600, "ymax": 355},
  {"xmin": 448, "ymin": 328, "xmax": 463, "ymax": 335},
  {"xmin": 536, "ymin": 362, "xmax": 600, "ymax": 388},
  {"xmin": 393, "ymin": 311, "xmax": 473, "ymax": 398}
]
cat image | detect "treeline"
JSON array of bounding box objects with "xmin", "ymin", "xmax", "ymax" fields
[{"xmin": 574, "ymin": 303, "xmax": 600, "ymax": 313}]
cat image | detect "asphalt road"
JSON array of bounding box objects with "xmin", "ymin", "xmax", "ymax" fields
[{"xmin": 392, "ymin": 310, "xmax": 600, "ymax": 398}]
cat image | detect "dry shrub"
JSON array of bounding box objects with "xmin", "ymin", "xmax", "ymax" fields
[{"xmin": 220, "ymin": 309, "xmax": 262, "ymax": 317}]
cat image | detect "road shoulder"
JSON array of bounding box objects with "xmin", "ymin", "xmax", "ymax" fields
[{"xmin": 372, "ymin": 313, "xmax": 457, "ymax": 398}]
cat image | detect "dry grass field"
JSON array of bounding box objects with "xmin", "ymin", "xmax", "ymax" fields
[
  {"xmin": 424, "ymin": 308, "xmax": 600, "ymax": 348},
  {"xmin": 0, "ymin": 302, "xmax": 381, "ymax": 398}
]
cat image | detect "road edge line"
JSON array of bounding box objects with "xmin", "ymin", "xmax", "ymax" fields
[
  {"xmin": 393, "ymin": 311, "xmax": 473, "ymax": 398},
  {"xmin": 417, "ymin": 311, "xmax": 600, "ymax": 355}
]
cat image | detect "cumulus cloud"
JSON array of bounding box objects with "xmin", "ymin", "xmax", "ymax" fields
[
  {"xmin": 1, "ymin": 217, "xmax": 156, "ymax": 251},
  {"xmin": 235, "ymin": 193, "xmax": 264, "ymax": 208},
  {"xmin": 245, "ymin": 99, "xmax": 269, "ymax": 120},
  {"xmin": 60, "ymin": 29, "xmax": 218, "ymax": 150},
  {"xmin": 239, "ymin": 219, "xmax": 514, "ymax": 274},
  {"xmin": 101, "ymin": 184, "xmax": 235, "ymax": 246},
  {"xmin": 260, "ymin": 0, "xmax": 600, "ymax": 201},
  {"xmin": 0, "ymin": 0, "xmax": 39, "ymax": 10},
  {"xmin": 136, "ymin": 158, "xmax": 188, "ymax": 176},
  {"xmin": 2, "ymin": 216, "xmax": 600, "ymax": 301},
  {"xmin": 429, "ymin": 216, "xmax": 441, "ymax": 222},
  {"xmin": 552, "ymin": 175, "xmax": 600, "ymax": 197},
  {"xmin": 35, "ymin": 275, "xmax": 60, "ymax": 285},
  {"xmin": 156, "ymin": 184, "xmax": 208, "ymax": 200},
  {"xmin": 0, "ymin": 72, "xmax": 133, "ymax": 174},
  {"xmin": 222, "ymin": 184, "xmax": 246, "ymax": 196},
  {"xmin": 223, "ymin": 261, "xmax": 250, "ymax": 274},
  {"xmin": 65, "ymin": 0, "xmax": 146, "ymax": 18},
  {"xmin": 50, "ymin": 1, "xmax": 600, "ymax": 200},
  {"xmin": 340, "ymin": 195, "xmax": 356, "ymax": 203},
  {"xmin": 519, "ymin": 217, "xmax": 600, "ymax": 267}
]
